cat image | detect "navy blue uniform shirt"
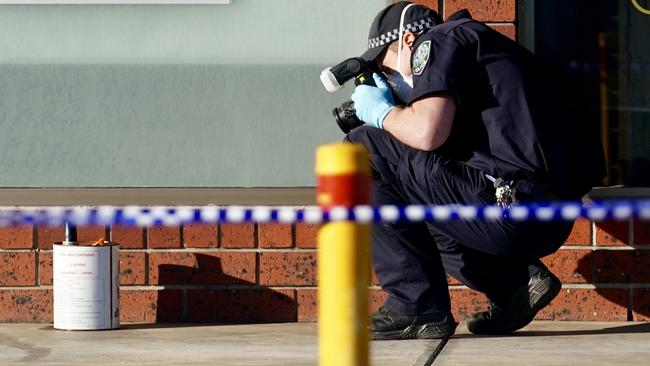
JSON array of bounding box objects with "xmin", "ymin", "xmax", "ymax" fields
[{"xmin": 408, "ymin": 10, "xmax": 599, "ymax": 199}]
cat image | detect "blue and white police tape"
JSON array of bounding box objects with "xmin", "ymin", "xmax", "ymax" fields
[{"xmin": 0, "ymin": 201, "xmax": 649, "ymax": 227}]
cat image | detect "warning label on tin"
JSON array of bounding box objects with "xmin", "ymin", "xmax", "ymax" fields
[
  {"xmin": 53, "ymin": 245, "xmax": 119, "ymax": 330},
  {"xmin": 54, "ymin": 249, "xmax": 101, "ymax": 278}
]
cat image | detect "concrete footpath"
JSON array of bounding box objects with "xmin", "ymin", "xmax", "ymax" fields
[{"xmin": 1, "ymin": 321, "xmax": 649, "ymax": 366}]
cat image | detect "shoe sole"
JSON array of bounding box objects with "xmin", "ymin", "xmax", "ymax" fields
[
  {"xmin": 501, "ymin": 272, "xmax": 562, "ymax": 333},
  {"xmin": 467, "ymin": 271, "xmax": 562, "ymax": 335},
  {"xmin": 371, "ymin": 321, "xmax": 458, "ymax": 340},
  {"xmin": 529, "ymin": 272, "xmax": 562, "ymax": 314}
]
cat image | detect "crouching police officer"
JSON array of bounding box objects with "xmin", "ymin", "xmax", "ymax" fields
[{"xmin": 346, "ymin": 1, "xmax": 602, "ymax": 340}]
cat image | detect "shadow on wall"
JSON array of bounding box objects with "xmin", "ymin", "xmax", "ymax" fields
[
  {"xmin": 575, "ymin": 223, "xmax": 650, "ymax": 321},
  {"xmin": 153, "ymin": 253, "xmax": 296, "ymax": 323}
]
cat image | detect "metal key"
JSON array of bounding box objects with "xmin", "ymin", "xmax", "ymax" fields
[{"xmin": 493, "ymin": 178, "xmax": 518, "ymax": 209}]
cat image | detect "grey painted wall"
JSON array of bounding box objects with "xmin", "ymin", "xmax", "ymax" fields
[{"xmin": 0, "ymin": 0, "xmax": 389, "ymax": 187}]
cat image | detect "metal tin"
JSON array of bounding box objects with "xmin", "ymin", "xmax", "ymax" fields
[{"xmin": 53, "ymin": 242, "xmax": 120, "ymax": 330}]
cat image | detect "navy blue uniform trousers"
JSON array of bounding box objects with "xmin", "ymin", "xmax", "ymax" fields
[{"xmin": 345, "ymin": 126, "xmax": 574, "ymax": 315}]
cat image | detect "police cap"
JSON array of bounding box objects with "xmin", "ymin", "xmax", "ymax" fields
[{"xmin": 361, "ymin": 1, "xmax": 442, "ymax": 62}]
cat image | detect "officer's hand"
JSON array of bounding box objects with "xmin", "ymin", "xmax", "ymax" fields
[{"xmin": 351, "ymin": 73, "xmax": 395, "ymax": 129}]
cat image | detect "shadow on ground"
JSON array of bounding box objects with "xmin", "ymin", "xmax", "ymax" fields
[{"xmin": 452, "ymin": 322, "xmax": 650, "ymax": 339}]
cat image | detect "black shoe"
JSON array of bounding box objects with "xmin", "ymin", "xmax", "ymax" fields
[
  {"xmin": 370, "ymin": 306, "xmax": 458, "ymax": 340},
  {"xmin": 467, "ymin": 269, "xmax": 562, "ymax": 335}
]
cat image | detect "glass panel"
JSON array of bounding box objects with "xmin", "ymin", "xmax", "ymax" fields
[{"xmin": 530, "ymin": 0, "xmax": 650, "ymax": 186}]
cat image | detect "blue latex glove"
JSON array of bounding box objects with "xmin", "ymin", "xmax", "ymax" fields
[{"xmin": 351, "ymin": 73, "xmax": 395, "ymax": 129}]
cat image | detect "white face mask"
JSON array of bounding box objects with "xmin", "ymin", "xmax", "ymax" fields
[{"xmin": 390, "ymin": 3, "xmax": 416, "ymax": 102}]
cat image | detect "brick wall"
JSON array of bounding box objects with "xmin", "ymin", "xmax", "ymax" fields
[
  {"xmin": 414, "ymin": 0, "xmax": 516, "ymax": 40},
  {"xmin": 1, "ymin": 219, "xmax": 649, "ymax": 323},
  {"xmin": 453, "ymin": 219, "xmax": 650, "ymax": 322},
  {"xmin": 0, "ymin": 223, "xmax": 318, "ymax": 323}
]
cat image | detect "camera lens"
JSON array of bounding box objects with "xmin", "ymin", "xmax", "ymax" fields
[{"xmin": 333, "ymin": 100, "xmax": 364, "ymax": 134}]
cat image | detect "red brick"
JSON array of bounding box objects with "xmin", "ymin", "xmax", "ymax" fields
[
  {"xmin": 541, "ymin": 249, "xmax": 593, "ymax": 283},
  {"xmin": 302, "ymin": 286, "xmax": 630, "ymax": 323},
  {"xmin": 413, "ymin": 0, "xmax": 439, "ymax": 11},
  {"xmin": 0, "ymin": 252, "xmax": 36, "ymax": 286},
  {"xmin": 632, "ymin": 251, "xmax": 650, "ymax": 282},
  {"xmin": 259, "ymin": 252, "xmax": 317, "ymax": 286},
  {"xmin": 147, "ymin": 226, "xmax": 181, "ymax": 249},
  {"xmin": 632, "ymin": 288, "xmax": 650, "ymax": 321},
  {"xmin": 633, "ymin": 219, "xmax": 650, "ymax": 245},
  {"xmin": 595, "ymin": 249, "xmax": 650, "ymax": 283},
  {"xmin": 595, "ymin": 220, "xmax": 629, "ymax": 246},
  {"xmin": 536, "ymin": 288, "xmax": 627, "ymax": 321},
  {"xmin": 149, "ymin": 252, "xmax": 255, "ymax": 285},
  {"xmin": 110, "ymin": 226, "xmax": 145, "ymax": 249},
  {"xmin": 183, "ymin": 224, "xmax": 217, "ymax": 248},
  {"xmin": 77, "ymin": 225, "xmax": 106, "ymax": 243},
  {"xmin": 369, "ymin": 288, "xmax": 389, "ymax": 315},
  {"xmin": 0, "ymin": 289, "xmax": 52, "ymax": 322},
  {"xmin": 444, "ymin": 0, "xmax": 515, "ymax": 22},
  {"xmin": 119, "ymin": 252, "xmax": 147, "ymax": 286},
  {"xmin": 447, "ymin": 274, "xmax": 463, "ymax": 285},
  {"xmin": 221, "ymin": 224, "xmax": 255, "ymax": 248},
  {"xmin": 187, "ymin": 290, "xmax": 216, "ymax": 323},
  {"xmin": 449, "ymin": 287, "xmax": 491, "ymax": 321},
  {"xmin": 36, "ymin": 226, "xmax": 64, "ymax": 250},
  {"xmin": 187, "ymin": 289, "xmax": 295, "ymax": 323},
  {"xmin": 37, "ymin": 225, "xmax": 105, "ymax": 249},
  {"xmin": 258, "ymin": 224, "xmax": 293, "ymax": 248},
  {"xmin": 298, "ymin": 288, "xmax": 387, "ymax": 322},
  {"xmin": 564, "ymin": 218, "xmax": 592, "ymax": 246},
  {"xmin": 455, "ymin": 287, "xmax": 627, "ymax": 322},
  {"xmin": 488, "ymin": 23, "xmax": 516, "ymax": 40},
  {"xmin": 38, "ymin": 251, "xmax": 53, "ymax": 285},
  {"xmin": 295, "ymin": 224, "xmax": 319, "ymax": 249},
  {"xmin": 120, "ymin": 290, "xmax": 183, "ymax": 323},
  {"xmin": 297, "ymin": 288, "xmax": 317, "ymax": 322},
  {"xmin": 595, "ymin": 250, "xmax": 633, "ymax": 283},
  {"xmin": 0, "ymin": 226, "xmax": 33, "ymax": 249}
]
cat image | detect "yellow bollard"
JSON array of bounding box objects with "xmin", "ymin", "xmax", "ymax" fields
[{"xmin": 316, "ymin": 143, "xmax": 371, "ymax": 366}]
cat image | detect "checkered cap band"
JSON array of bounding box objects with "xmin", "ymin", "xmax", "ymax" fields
[{"xmin": 367, "ymin": 17, "xmax": 436, "ymax": 49}]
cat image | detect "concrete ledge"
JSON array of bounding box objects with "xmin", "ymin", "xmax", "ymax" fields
[
  {"xmin": 2, "ymin": 186, "xmax": 648, "ymax": 207},
  {"xmin": 588, "ymin": 186, "xmax": 650, "ymax": 199}
]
